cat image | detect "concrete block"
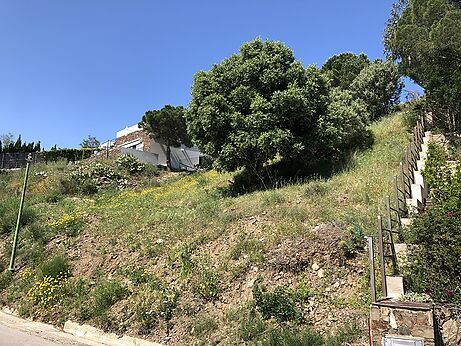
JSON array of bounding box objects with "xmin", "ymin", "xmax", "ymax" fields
[
  {"xmin": 400, "ymin": 218, "xmax": 412, "ymax": 227},
  {"xmin": 406, "ymin": 198, "xmax": 423, "ymax": 215},
  {"xmin": 416, "ymin": 159, "xmax": 425, "ymax": 171},
  {"xmin": 411, "ymin": 183, "xmax": 424, "ymax": 204},
  {"xmin": 386, "ymin": 275, "xmax": 405, "ymax": 299},
  {"xmin": 64, "ymin": 320, "xmax": 164, "ymax": 346},
  {"xmin": 414, "ymin": 171, "xmax": 424, "ymax": 186}
]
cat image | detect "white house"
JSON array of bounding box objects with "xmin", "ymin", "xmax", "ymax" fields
[{"xmin": 113, "ymin": 124, "xmax": 204, "ymax": 171}]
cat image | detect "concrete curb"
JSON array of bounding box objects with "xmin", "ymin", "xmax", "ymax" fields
[
  {"xmin": 0, "ymin": 308, "xmax": 163, "ymax": 346},
  {"xmin": 64, "ymin": 321, "xmax": 164, "ymax": 346}
]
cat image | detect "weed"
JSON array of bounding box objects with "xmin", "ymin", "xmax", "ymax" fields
[
  {"xmin": 339, "ymin": 224, "xmax": 365, "ymax": 258},
  {"xmin": 92, "ymin": 280, "xmax": 128, "ymax": 317},
  {"xmin": 191, "ymin": 315, "xmax": 218, "ymax": 336},
  {"xmin": 192, "ymin": 262, "xmax": 221, "ymax": 302},
  {"xmin": 252, "ymin": 277, "xmax": 303, "ymax": 323},
  {"xmin": 238, "ymin": 309, "xmax": 266, "ymax": 342},
  {"xmin": 39, "ymin": 255, "xmax": 70, "ymax": 279},
  {"xmin": 27, "ymin": 272, "xmax": 69, "ymax": 307}
]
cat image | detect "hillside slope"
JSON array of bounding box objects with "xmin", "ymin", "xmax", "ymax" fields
[{"xmin": 0, "ymin": 113, "xmax": 409, "ymax": 345}]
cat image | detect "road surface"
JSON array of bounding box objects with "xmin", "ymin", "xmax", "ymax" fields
[{"xmin": 0, "ymin": 311, "xmax": 91, "ymax": 346}]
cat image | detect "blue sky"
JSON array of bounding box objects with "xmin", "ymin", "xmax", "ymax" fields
[{"xmin": 0, "ymin": 1, "xmax": 417, "ymax": 149}]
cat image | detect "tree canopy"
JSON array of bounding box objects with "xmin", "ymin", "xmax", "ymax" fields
[
  {"xmin": 186, "ymin": 39, "xmax": 374, "ymax": 178},
  {"xmin": 0, "ymin": 133, "xmax": 41, "ymax": 153},
  {"xmin": 322, "ymin": 53, "xmax": 370, "ymax": 90},
  {"xmin": 80, "ymin": 135, "xmax": 100, "ymax": 149},
  {"xmin": 139, "ymin": 105, "xmax": 191, "ymax": 171},
  {"xmin": 385, "ymin": 0, "xmax": 461, "ymax": 131}
]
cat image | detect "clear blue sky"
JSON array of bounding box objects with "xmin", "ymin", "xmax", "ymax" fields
[{"xmin": 0, "ymin": 0, "xmax": 418, "ymax": 149}]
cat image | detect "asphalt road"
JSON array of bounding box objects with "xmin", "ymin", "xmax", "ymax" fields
[{"xmin": 0, "ymin": 311, "xmax": 90, "ymax": 346}]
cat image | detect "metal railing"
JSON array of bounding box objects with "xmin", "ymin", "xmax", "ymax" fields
[{"xmin": 373, "ymin": 117, "xmax": 427, "ymax": 299}]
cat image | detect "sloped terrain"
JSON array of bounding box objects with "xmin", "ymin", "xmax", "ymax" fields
[{"xmin": 0, "ymin": 113, "xmax": 410, "ymax": 345}]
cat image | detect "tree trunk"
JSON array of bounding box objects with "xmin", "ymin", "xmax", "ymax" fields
[{"xmin": 166, "ymin": 142, "xmax": 172, "ymax": 171}]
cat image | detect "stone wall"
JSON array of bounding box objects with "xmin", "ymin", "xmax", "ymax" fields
[
  {"xmin": 435, "ymin": 306, "xmax": 461, "ymax": 345},
  {"xmin": 370, "ymin": 300, "xmax": 435, "ymax": 346},
  {"xmin": 114, "ymin": 130, "xmax": 151, "ymax": 152}
]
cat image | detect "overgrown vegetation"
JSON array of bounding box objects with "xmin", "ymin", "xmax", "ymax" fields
[
  {"xmin": 186, "ymin": 39, "xmax": 402, "ymax": 184},
  {"xmin": 385, "ymin": 0, "xmax": 461, "ymax": 132},
  {"xmin": 403, "ymin": 143, "xmax": 461, "ymax": 303},
  {"xmin": 0, "ymin": 113, "xmax": 409, "ymax": 344}
]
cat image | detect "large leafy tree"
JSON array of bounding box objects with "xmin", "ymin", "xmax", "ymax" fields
[
  {"xmin": 186, "ymin": 38, "xmax": 331, "ymax": 177},
  {"xmin": 385, "ymin": 0, "xmax": 461, "ymax": 131},
  {"xmin": 139, "ymin": 105, "xmax": 191, "ymax": 171},
  {"xmin": 322, "ymin": 53, "xmax": 370, "ymax": 89},
  {"xmin": 350, "ymin": 59, "xmax": 403, "ymax": 120}
]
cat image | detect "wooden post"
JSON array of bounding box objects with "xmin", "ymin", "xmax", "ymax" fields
[
  {"xmin": 400, "ymin": 162, "xmax": 408, "ymax": 199},
  {"xmin": 393, "ymin": 176, "xmax": 402, "ymax": 234},
  {"xmin": 367, "ymin": 236, "xmax": 377, "ymax": 303},
  {"xmin": 377, "ymin": 216, "xmax": 387, "ymax": 297}
]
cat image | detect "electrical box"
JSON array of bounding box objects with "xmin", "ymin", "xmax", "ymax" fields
[{"xmin": 383, "ymin": 336, "xmax": 424, "ymax": 346}]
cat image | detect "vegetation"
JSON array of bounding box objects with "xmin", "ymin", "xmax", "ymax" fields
[
  {"xmin": 0, "ymin": 133, "xmax": 41, "ymax": 153},
  {"xmin": 385, "ymin": 0, "xmax": 461, "ymax": 131},
  {"xmin": 187, "ymin": 39, "xmax": 401, "ymax": 183},
  {"xmin": 139, "ymin": 105, "xmax": 192, "ymax": 171},
  {"xmin": 80, "ymin": 135, "xmax": 100, "ymax": 149},
  {"xmin": 403, "ymin": 143, "xmax": 461, "ymax": 302},
  {"xmin": 0, "ymin": 113, "xmax": 409, "ymax": 344}
]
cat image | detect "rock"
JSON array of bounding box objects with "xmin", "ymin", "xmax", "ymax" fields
[
  {"xmin": 442, "ymin": 319, "xmax": 461, "ymax": 345},
  {"xmin": 312, "ymin": 262, "xmax": 320, "ymax": 271},
  {"xmin": 317, "ymin": 269, "xmax": 324, "ymax": 278}
]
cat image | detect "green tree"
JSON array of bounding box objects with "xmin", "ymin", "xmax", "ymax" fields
[
  {"xmin": 139, "ymin": 105, "xmax": 191, "ymax": 171},
  {"xmin": 80, "ymin": 135, "xmax": 100, "ymax": 149},
  {"xmin": 322, "ymin": 53, "xmax": 370, "ymax": 90},
  {"xmin": 186, "ymin": 38, "xmax": 330, "ymax": 178},
  {"xmin": 318, "ymin": 88, "xmax": 371, "ymax": 151},
  {"xmin": 385, "ymin": 0, "xmax": 461, "ymax": 131},
  {"xmin": 350, "ymin": 59, "xmax": 402, "ymax": 120}
]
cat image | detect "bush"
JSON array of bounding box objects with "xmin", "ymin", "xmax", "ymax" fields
[
  {"xmin": 319, "ymin": 88, "xmax": 372, "ymax": 152},
  {"xmin": 0, "ymin": 199, "xmax": 35, "ymax": 234},
  {"xmin": 116, "ymin": 155, "xmax": 146, "ymax": 175},
  {"xmin": 39, "ymin": 254, "xmax": 70, "ymax": 279},
  {"xmin": 71, "ymin": 162, "xmax": 121, "ymax": 194},
  {"xmin": 92, "ymin": 280, "xmax": 127, "ymax": 317},
  {"xmin": 252, "ymin": 278, "xmax": 303, "ymax": 323},
  {"xmin": 403, "ymin": 208, "xmax": 461, "ymax": 303},
  {"xmin": 350, "ymin": 59, "xmax": 402, "ymax": 120}
]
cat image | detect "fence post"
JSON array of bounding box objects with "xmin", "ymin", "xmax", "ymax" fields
[
  {"xmin": 9, "ymin": 154, "xmax": 32, "ymax": 271},
  {"xmin": 393, "ymin": 176, "xmax": 402, "ymax": 232},
  {"xmin": 377, "ymin": 215, "xmax": 387, "ymax": 297},
  {"xmin": 0, "ymin": 153, "xmax": 3, "ymax": 169},
  {"xmin": 367, "ymin": 236, "xmax": 377, "ymax": 303}
]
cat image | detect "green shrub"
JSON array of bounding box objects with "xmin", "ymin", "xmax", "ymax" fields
[
  {"xmin": 0, "ymin": 199, "xmax": 35, "ymax": 234},
  {"xmin": 261, "ymin": 327, "xmax": 324, "ymax": 346},
  {"xmin": 116, "ymin": 155, "xmax": 146, "ymax": 175},
  {"xmin": 339, "ymin": 225, "xmax": 365, "ymax": 258},
  {"xmin": 252, "ymin": 277, "xmax": 303, "ymax": 323},
  {"xmin": 191, "ymin": 263, "xmax": 221, "ymax": 302},
  {"xmin": 403, "ymin": 208, "xmax": 461, "ymax": 302},
  {"xmin": 71, "ymin": 162, "xmax": 121, "ymax": 194},
  {"xmin": 39, "ymin": 255, "xmax": 70, "ymax": 279},
  {"xmin": 92, "ymin": 280, "xmax": 127, "ymax": 316}
]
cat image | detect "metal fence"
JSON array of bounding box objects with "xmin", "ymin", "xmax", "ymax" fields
[{"xmin": 0, "ymin": 152, "xmax": 40, "ymax": 169}]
